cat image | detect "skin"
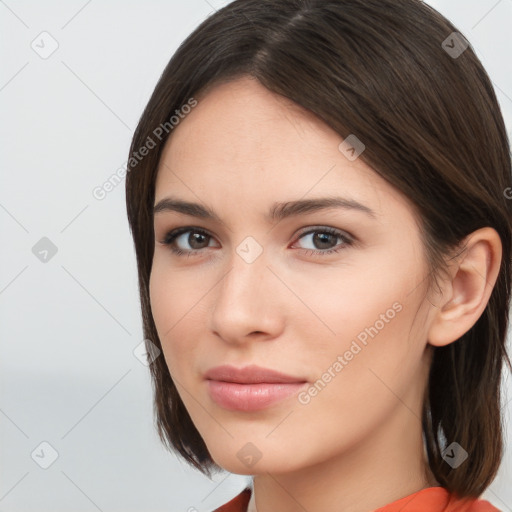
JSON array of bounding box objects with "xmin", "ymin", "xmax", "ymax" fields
[{"xmin": 149, "ymin": 76, "xmax": 502, "ymax": 512}]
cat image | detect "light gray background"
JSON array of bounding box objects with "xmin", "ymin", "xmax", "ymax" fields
[{"xmin": 1, "ymin": 1, "xmax": 511, "ymax": 511}]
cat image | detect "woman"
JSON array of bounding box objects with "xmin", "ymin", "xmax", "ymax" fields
[{"xmin": 125, "ymin": 1, "xmax": 511, "ymax": 510}]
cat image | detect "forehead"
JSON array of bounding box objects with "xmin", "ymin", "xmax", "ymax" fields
[
  {"xmin": 161, "ymin": 77, "xmax": 342, "ymax": 170},
  {"xmin": 155, "ymin": 77, "xmax": 414, "ymax": 226}
]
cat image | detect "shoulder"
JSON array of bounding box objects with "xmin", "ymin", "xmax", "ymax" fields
[
  {"xmin": 445, "ymin": 490, "xmax": 501, "ymax": 512},
  {"xmin": 212, "ymin": 487, "xmax": 251, "ymax": 512},
  {"xmin": 211, "ymin": 486, "xmax": 502, "ymax": 512},
  {"xmin": 375, "ymin": 486, "xmax": 502, "ymax": 512},
  {"xmin": 460, "ymin": 497, "xmax": 502, "ymax": 512}
]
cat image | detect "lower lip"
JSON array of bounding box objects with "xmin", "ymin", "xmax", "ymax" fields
[{"xmin": 206, "ymin": 380, "xmax": 308, "ymax": 411}]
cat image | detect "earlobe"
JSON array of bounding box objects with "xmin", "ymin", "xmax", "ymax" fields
[{"xmin": 427, "ymin": 227, "xmax": 502, "ymax": 348}]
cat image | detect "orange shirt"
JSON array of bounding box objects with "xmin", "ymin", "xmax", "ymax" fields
[{"xmin": 213, "ymin": 486, "xmax": 501, "ymax": 512}]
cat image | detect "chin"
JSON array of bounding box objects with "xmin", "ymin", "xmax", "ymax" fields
[{"xmin": 208, "ymin": 446, "xmax": 302, "ymax": 476}]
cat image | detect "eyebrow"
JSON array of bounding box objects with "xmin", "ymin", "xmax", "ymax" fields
[{"xmin": 153, "ymin": 196, "xmax": 376, "ymax": 222}]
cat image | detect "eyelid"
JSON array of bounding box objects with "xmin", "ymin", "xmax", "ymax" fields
[{"xmin": 294, "ymin": 225, "xmax": 354, "ymax": 241}]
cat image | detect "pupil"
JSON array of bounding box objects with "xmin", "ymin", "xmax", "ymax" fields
[
  {"xmin": 314, "ymin": 232, "xmax": 334, "ymax": 249},
  {"xmin": 190, "ymin": 232, "xmax": 207, "ymax": 249}
]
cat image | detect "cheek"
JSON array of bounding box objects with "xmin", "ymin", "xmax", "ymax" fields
[
  {"xmin": 149, "ymin": 265, "xmax": 201, "ymax": 376},
  {"xmin": 149, "ymin": 258, "xmax": 202, "ymax": 330},
  {"xmin": 297, "ymin": 260, "xmax": 428, "ymax": 410},
  {"xmin": 289, "ymin": 284, "xmax": 427, "ymax": 448},
  {"xmin": 291, "ymin": 254, "xmax": 419, "ymax": 347},
  {"xmin": 288, "ymin": 252, "xmax": 428, "ymax": 408}
]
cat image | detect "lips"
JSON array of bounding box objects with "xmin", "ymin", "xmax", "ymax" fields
[
  {"xmin": 204, "ymin": 364, "xmax": 308, "ymax": 411},
  {"xmin": 204, "ymin": 364, "xmax": 306, "ymax": 384}
]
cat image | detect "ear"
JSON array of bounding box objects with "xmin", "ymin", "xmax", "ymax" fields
[{"xmin": 427, "ymin": 227, "xmax": 502, "ymax": 348}]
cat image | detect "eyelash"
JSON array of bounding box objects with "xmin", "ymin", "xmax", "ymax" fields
[{"xmin": 158, "ymin": 226, "xmax": 354, "ymax": 258}]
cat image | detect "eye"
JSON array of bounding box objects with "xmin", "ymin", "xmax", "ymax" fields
[
  {"xmin": 292, "ymin": 227, "xmax": 354, "ymax": 255},
  {"xmin": 159, "ymin": 227, "xmax": 217, "ymax": 256}
]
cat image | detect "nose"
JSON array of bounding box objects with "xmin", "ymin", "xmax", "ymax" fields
[{"xmin": 209, "ymin": 244, "xmax": 283, "ymax": 345}]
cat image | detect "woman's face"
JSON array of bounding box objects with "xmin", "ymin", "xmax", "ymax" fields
[{"xmin": 150, "ymin": 76, "xmax": 437, "ymax": 475}]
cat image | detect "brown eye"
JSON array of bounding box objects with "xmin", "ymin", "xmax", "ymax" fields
[
  {"xmin": 161, "ymin": 227, "xmax": 216, "ymax": 255},
  {"xmin": 294, "ymin": 227, "xmax": 354, "ymax": 255}
]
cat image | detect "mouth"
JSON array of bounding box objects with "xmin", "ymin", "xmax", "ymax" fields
[{"xmin": 204, "ymin": 364, "xmax": 308, "ymax": 411}]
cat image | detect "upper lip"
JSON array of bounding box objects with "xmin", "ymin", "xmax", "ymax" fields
[{"xmin": 205, "ymin": 364, "xmax": 307, "ymax": 384}]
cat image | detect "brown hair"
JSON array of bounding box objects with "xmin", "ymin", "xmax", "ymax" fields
[{"xmin": 125, "ymin": 0, "xmax": 512, "ymax": 498}]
